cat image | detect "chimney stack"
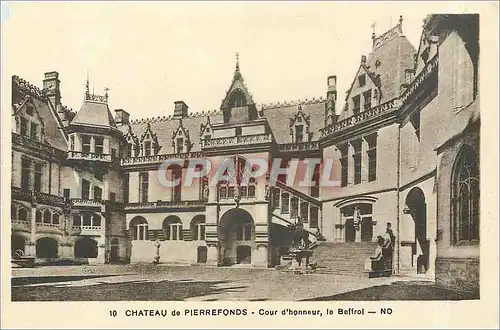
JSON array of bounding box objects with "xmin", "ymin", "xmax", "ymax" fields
[
  {"xmin": 174, "ymin": 101, "xmax": 189, "ymax": 118},
  {"xmin": 327, "ymin": 75, "xmax": 337, "ymax": 113},
  {"xmin": 114, "ymin": 109, "xmax": 130, "ymax": 126},
  {"xmin": 43, "ymin": 71, "xmax": 61, "ymax": 110}
]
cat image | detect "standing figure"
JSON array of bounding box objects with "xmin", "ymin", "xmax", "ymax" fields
[{"xmin": 382, "ymin": 222, "xmax": 395, "ymax": 270}]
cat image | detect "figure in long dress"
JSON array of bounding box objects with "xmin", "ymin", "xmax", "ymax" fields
[
  {"xmin": 370, "ymin": 236, "xmax": 385, "ymax": 271},
  {"xmin": 382, "ymin": 222, "xmax": 395, "ymax": 270}
]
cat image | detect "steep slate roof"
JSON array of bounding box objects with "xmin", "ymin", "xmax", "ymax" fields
[
  {"xmin": 121, "ymin": 111, "xmax": 224, "ymax": 153},
  {"xmin": 71, "ymin": 99, "xmax": 117, "ymax": 128},
  {"xmin": 262, "ymin": 99, "xmax": 326, "ymax": 144}
]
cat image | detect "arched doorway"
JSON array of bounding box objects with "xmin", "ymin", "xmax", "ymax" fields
[
  {"xmin": 341, "ymin": 203, "xmax": 374, "ymax": 242},
  {"xmin": 74, "ymin": 237, "xmax": 98, "ymax": 258},
  {"xmin": 405, "ymin": 187, "xmax": 428, "ymax": 274},
  {"xmin": 219, "ymin": 208, "xmax": 254, "ymax": 265},
  {"xmin": 191, "ymin": 215, "xmax": 206, "ymax": 241},
  {"xmin": 110, "ymin": 238, "xmax": 120, "ymax": 262},
  {"xmin": 36, "ymin": 237, "xmax": 58, "ymax": 258},
  {"xmin": 12, "ymin": 234, "xmax": 26, "ymax": 258}
]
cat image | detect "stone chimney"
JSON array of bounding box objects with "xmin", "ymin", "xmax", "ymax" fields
[
  {"xmin": 174, "ymin": 101, "xmax": 189, "ymax": 118},
  {"xmin": 114, "ymin": 109, "xmax": 130, "ymax": 126},
  {"xmin": 43, "ymin": 71, "xmax": 61, "ymax": 110},
  {"xmin": 326, "ymin": 75, "xmax": 337, "ymax": 116}
]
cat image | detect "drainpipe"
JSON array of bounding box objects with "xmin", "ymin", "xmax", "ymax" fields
[{"xmin": 396, "ymin": 123, "xmax": 402, "ymax": 275}]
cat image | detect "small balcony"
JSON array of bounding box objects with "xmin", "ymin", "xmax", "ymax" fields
[
  {"xmin": 278, "ymin": 141, "xmax": 320, "ymax": 153},
  {"xmin": 11, "ymin": 186, "xmax": 65, "ymax": 207},
  {"xmin": 202, "ymin": 133, "xmax": 273, "ymax": 149},
  {"xmin": 67, "ymin": 151, "xmax": 112, "ymax": 162},
  {"xmin": 125, "ymin": 200, "xmax": 206, "ymax": 212},
  {"xmin": 121, "ymin": 151, "xmax": 203, "ymax": 166},
  {"xmin": 71, "ymin": 225, "xmax": 103, "ymax": 236},
  {"xmin": 36, "ymin": 222, "xmax": 64, "ymax": 234},
  {"xmin": 12, "ymin": 220, "xmax": 30, "ymax": 232},
  {"xmin": 70, "ymin": 198, "xmax": 105, "ymax": 211}
]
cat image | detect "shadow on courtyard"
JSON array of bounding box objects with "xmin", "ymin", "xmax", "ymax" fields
[
  {"xmin": 11, "ymin": 277, "xmax": 248, "ymax": 301},
  {"xmin": 12, "ymin": 275, "xmax": 121, "ymax": 286},
  {"xmin": 303, "ymin": 281, "xmax": 479, "ymax": 301}
]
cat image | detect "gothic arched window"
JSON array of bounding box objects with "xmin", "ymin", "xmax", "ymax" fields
[{"xmin": 453, "ymin": 145, "xmax": 480, "ymax": 243}]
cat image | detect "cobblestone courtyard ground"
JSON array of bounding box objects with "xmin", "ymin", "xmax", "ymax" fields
[{"xmin": 11, "ymin": 264, "xmax": 478, "ymax": 301}]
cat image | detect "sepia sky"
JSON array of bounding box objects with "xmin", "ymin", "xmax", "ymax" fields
[{"xmin": 2, "ymin": 2, "xmax": 474, "ymax": 119}]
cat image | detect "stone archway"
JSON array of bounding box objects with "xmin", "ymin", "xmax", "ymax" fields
[
  {"xmin": 218, "ymin": 208, "xmax": 254, "ymax": 266},
  {"xmin": 74, "ymin": 237, "xmax": 98, "ymax": 258},
  {"xmin": 36, "ymin": 237, "xmax": 58, "ymax": 258},
  {"xmin": 110, "ymin": 238, "xmax": 120, "ymax": 263},
  {"xmin": 405, "ymin": 187, "xmax": 428, "ymax": 274}
]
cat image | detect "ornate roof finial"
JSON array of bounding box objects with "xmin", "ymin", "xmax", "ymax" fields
[
  {"xmin": 85, "ymin": 71, "xmax": 90, "ymax": 98},
  {"xmin": 235, "ymin": 52, "xmax": 240, "ymax": 70},
  {"xmin": 371, "ymin": 21, "xmax": 377, "ymax": 43},
  {"xmin": 399, "ymin": 15, "xmax": 404, "ymax": 32},
  {"xmin": 104, "ymin": 87, "xmax": 109, "ymax": 102}
]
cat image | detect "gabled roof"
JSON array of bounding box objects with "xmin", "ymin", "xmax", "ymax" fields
[{"xmin": 344, "ymin": 63, "xmax": 382, "ymax": 102}]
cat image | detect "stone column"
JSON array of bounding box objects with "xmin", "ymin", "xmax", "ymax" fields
[
  {"xmin": 347, "ymin": 143, "xmax": 354, "ymax": 185},
  {"xmin": 96, "ymin": 244, "xmax": 106, "ymax": 264},
  {"xmin": 253, "ymin": 244, "xmax": 268, "ymax": 268},
  {"xmin": 30, "ymin": 207, "xmax": 37, "ymax": 244},
  {"xmin": 90, "ymin": 136, "xmax": 95, "ymax": 153},
  {"xmin": 25, "ymin": 242, "xmax": 36, "ymax": 257}
]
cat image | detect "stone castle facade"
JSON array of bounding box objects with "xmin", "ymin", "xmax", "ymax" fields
[{"xmin": 10, "ymin": 14, "xmax": 479, "ymax": 294}]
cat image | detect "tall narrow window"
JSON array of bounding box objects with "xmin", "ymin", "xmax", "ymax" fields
[
  {"xmin": 272, "ymin": 188, "xmax": 280, "ymax": 209},
  {"xmin": 93, "ymin": 186, "xmax": 102, "ymax": 201},
  {"xmin": 20, "ymin": 117, "xmax": 28, "ymax": 136},
  {"xmin": 70, "ymin": 136, "xmax": 75, "ymax": 151},
  {"xmin": 358, "ymin": 74, "xmax": 366, "ymax": 87},
  {"xmin": 21, "ymin": 158, "xmax": 31, "ymax": 192},
  {"xmin": 310, "ymin": 207, "xmax": 319, "ymax": 228},
  {"xmin": 366, "ymin": 134, "xmax": 377, "ymax": 182},
  {"xmin": 363, "ymin": 90, "xmax": 372, "ymax": 110},
  {"xmin": 169, "ymin": 166, "xmax": 182, "ymax": 202},
  {"xmin": 34, "ymin": 163, "xmax": 43, "ymax": 192},
  {"xmin": 290, "ymin": 197, "xmax": 299, "ymax": 219},
  {"xmin": 295, "ymin": 125, "xmax": 304, "ymax": 143},
  {"xmin": 144, "ymin": 141, "xmax": 151, "ymax": 156},
  {"xmin": 352, "ymin": 95, "xmax": 361, "ymax": 114},
  {"xmin": 127, "ymin": 143, "xmax": 133, "ymax": 157},
  {"xmin": 81, "ymin": 135, "xmax": 91, "ymax": 153},
  {"xmin": 139, "ymin": 172, "xmax": 149, "ymax": 203},
  {"xmin": 94, "ymin": 137, "xmax": 104, "ymax": 154},
  {"xmin": 176, "ymin": 138, "xmax": 184, "ymax": 153},
  {"xmin": 352, "ymin": 140, "xmax": 362, "ymax": 185},
  {"xmin": 300, "ymin": 202, "xmax": 309, "ymax": 223},
  {"xmin": 30, "ymin": 122, "xmax": 38, "ymax": 140},
  {"xmin": 453, "ymin": 146, "xmax": 480, "ymax": 243},
  {"xmin": 82, "ymin": 179, "xmax": 90, "ymax": 199},
  {"xmin": 281, "ymin": 193, "xmax": 290, "ymax": 214},
  {"xmin": 339, "ymin": 144, "xmax": 348, "ymax": 187}
]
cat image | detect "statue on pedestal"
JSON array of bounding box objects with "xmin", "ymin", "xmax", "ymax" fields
[{"xmin": 153, "ymin": 239, "xmax": 161, "ymax": 265}]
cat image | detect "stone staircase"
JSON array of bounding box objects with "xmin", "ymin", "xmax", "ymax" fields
[{"xmin": 312, "ymin": 242, "xmax": 378, "ymax": 275}]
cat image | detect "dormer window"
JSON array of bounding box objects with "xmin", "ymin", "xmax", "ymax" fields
[
  {"xmin": 363, "ymin": 90, "xmax": 372, "ymax": 110},
  {"xmin": 295, "ymin": 125, "xmax": 304, "ymax": 143},
  {"xmin": 229, "ymin": 90, "xmax": 247, "ymax": 108},
  {"xmin": 353, "ymin": 95, "xmax": 361, "ymax": 114},
  {"xmin": 176, "ymin": 138, "xmax": 184, "ymax": 153},
  {"xmin": 144, "ymin": 141, "xmax": 152, "ymax": 156},
  {"xmin": 30, "ymin": 123, "xmax": 38, "ymax": 139},
  {"xmin": 358, "ymin": 74, "xmax": 366, "ymax": 87},
  {"xmin": 25, "ymin": 104, "xmax": 35, "ymax": 116}
]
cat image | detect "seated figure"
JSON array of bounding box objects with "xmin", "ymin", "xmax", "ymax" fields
[{"xmin": 369, "ymin": 236, "xmax": 386, "ymax": 271}]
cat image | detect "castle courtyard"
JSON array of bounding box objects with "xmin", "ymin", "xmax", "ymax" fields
[{"xmin": 11, "ymin": 264, "xmax": 477, "ymax": 301}]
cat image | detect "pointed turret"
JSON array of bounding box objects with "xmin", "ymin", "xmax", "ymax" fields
[{"xmin": 220, "ymin": 53, "xmax": 258, "ymax": 123}]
